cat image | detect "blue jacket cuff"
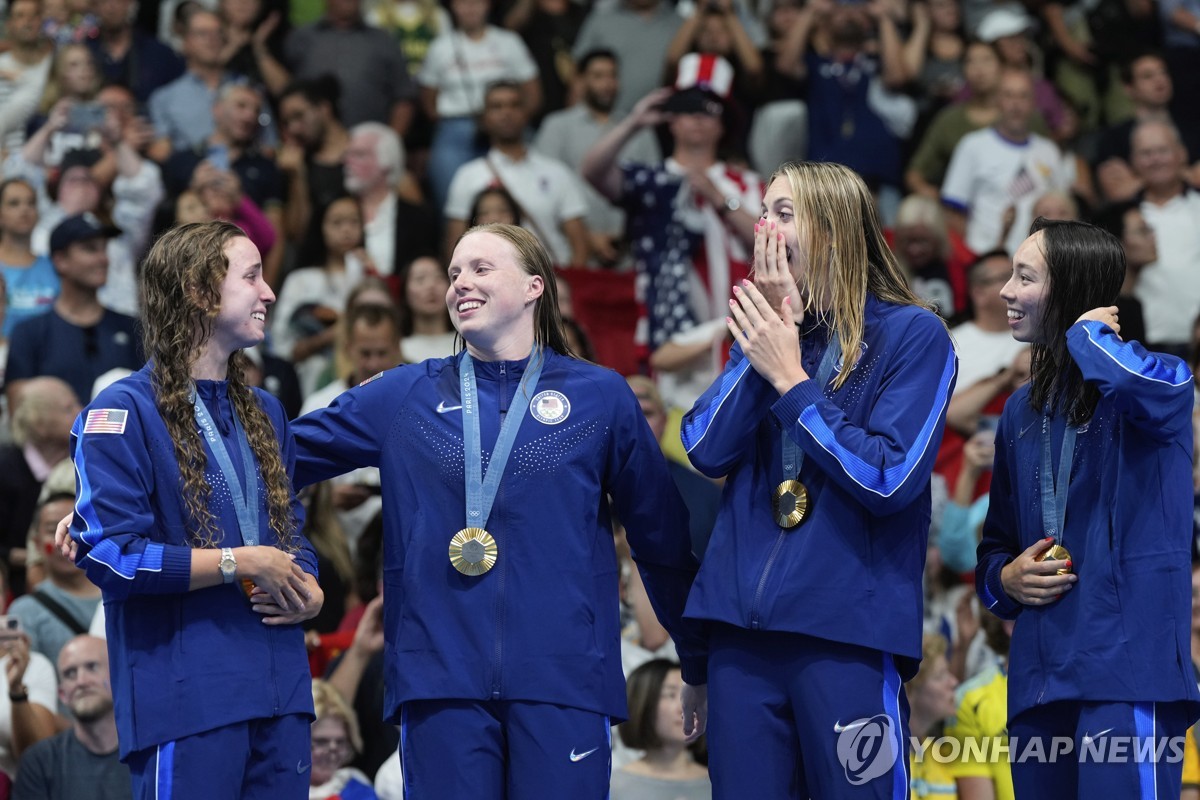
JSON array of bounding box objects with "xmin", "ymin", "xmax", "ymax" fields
[{"xmin": 770, "ymin": 378, "xmax": 825, "ymax": 430}]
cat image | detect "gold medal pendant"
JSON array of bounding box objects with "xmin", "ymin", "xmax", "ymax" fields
[
  {"xmin": 449, "ymin": 527, "xmax": 498, "ymax": 576},
  {"xmin": 772, "ymin": 480, "xmax": 809, "ymax": 528},
  {"xmin": 1034, "ymin": 543, "xmax": 1073, "ymax": 575}
]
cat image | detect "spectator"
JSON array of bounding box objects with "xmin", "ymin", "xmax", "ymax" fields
[
  {"xmin": 285, "ymin": 0, "xmax": 416, "ymax": 134},
  {"xmin": 364, "ymin": 0, "xmax": 449, "ymax": 81},
  {"xmin": 626, "ymin": 375, "xmax": 719, "ymax": 558},
  {"xmin": 941, "ymin": 69, "xmax": 1071, "ymax": 258},
  {"xmin": 745, "ymin": 0, "xmax": 809, "ymax": 175},
  {"xmin": 398, "ymin": 255, "xmax": 456, "ymax": 362},
  {"xmin": 503, "ymin": 0, "xmax": 587, "ymax": 124},
  {"xmin": 973, "ymin": 6, "xmax": 1067, "ymax": 137},
  {"xmin": 1092, "ymin": 198, "xmax": 1154, "ymax": 344},
  {"xmin": 0, "ymin": 0, "xmax": 53, "ymax": 156},
  {"xmin": 0, "ymin": 179, "xmax": 59, "ymax": 338},
  {"xmin": 301, "ymin": 301, "xmax": 402, "ymax": 554},
  {"xmin": 325, "ymin": 594, "xmax": 392, "ymax": 781},
  {"xmin": 572, "ymin": 0, "xmax": 683, "ymax": 115},
  {"xmin": 891, "ymin": 194, "xmax": 961, "ymax": 317},
  {"xmin": 946, "ymin": 250, "xmax": 1030, "ymax": 409},
  {"xmin": 665, "ymin": 0, "xmax": 766, "ymax": 101},
  {"xmin": 903, "ymin": 0, "xmax": 968, "ymax": 115},
  {"xmin": 583, "ymin": 61, "xmax": 761, "ymax": 415},
  {"xmin": 5, "ymin": 214, "xmax": 143, "ymax": 409},
  {"xmin": 309, "ymin": 679, "xmax": 377, "ymax": 800},
  {"xmin": 1159, "ymin": 0, "xmax": 1200, "ymax": 133},
  {"xmin": 612, "ymin": 658, "xmax": 710, "ymax": 799},
  {"xmin": 11, "ymin": 635, "xmax": 127, "ymax": 800},
  {"xmin": 24, "ymin": 44, "xmax": 104, "ymax": 168},
  {"xmin": 217, "ymin": 0, "xmax": 289, "ymax": 95},
  {"xmin": 906, "ymin": 634, "xmax": 960, "ymax": 799},
  {"xmin": 906, "ymin": 40, "xmax": 1006, "ymax": 199},
  {"xmin": 10, "ymin": 490, "xmax": 101, "ymax": 668},
  {"xmin": 186, "ymin": 161, "xmax": 279, "ymax": 260},
  {"xmin": 946, "ymin": 611, "xmax": 1014, "ymax": 800},
  {"xmin": 444, "ymin": 81, "xmax": 592, "ymax": 267},
  {"xmin": 277, "ymin": 77, "xmax": 352, "ymax": 273},
  {"xmin": 88, "ymin": 0, "xmax": 185, "ymax": 105},
  {"xmin": 344, "ymin": 122, "xmax": 440, "ymax": 288},
  {"xmin": 0, "ymin": 378, "xmax": 79, "ymax": 596},
  {"xmin": 271, "ymin": 196, "xmax": 367, "ymax": 397},
  {"xmin": 468, "ymin": 185, "xmax": 521, "ymax": 226},
  {"xmin": 146, "ymin": 9, "xmax": 256, "ymax": 161},
  {"xmin": 300, "ymin": 482, "xmax": 357, "ymax": 634},
  {"xmin": 1130, "ymin": 119, "xmax": 1200, "ymax": 354},
  {"xmin": 162, "ymin": 82, "xmax": 285, "ymax": 283},
  {"xmin": 419, "ymin": 0, "xmax": 539, "ymax": 212},
  {"xmin": 0, "ymin": 565, "xmax": 60, "ymax": 782},
  {"xmin": 534, "ymin": 49, "xmax": 661, "ymax": 267},
  {"xmin": 938, "ymin": 423, "xmax": 998, "ymax": 574},
  {"xmin": 1093, "ymin": 52, "xmax": 1200, "ymax": 203}
]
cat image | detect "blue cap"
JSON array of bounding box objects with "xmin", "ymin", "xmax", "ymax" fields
[{"xmin": 49, "ymin": 213, "xmax": 121, "ymax": 254}]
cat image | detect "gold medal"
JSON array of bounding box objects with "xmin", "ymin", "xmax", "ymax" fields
[
  {"xmin": 449, "ymin": 527, "xmax": 497, "ymax": 576},
  {"xmin": 1034, "ymin": 543, "xmax": 1073, "ymax": 575},
  {"xmin": 772, "ymin": 480, "xmax": 809, "ymax": 528}
]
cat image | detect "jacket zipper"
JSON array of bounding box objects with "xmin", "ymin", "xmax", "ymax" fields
[{"xmin": 749, "ymin": 530, "xmax": 787, "ymax": 630}]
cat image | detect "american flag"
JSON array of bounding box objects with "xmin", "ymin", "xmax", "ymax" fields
[
  {"xmin": 1008, "ymin": 166, "xmax": 1037, "ymax": 201},
  {"xmin": 82, "ymin": 408, "xmax": 128, "ymax": 435}
]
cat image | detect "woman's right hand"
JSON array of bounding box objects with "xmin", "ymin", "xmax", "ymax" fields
[
  {"xmin": 751, "ymin": 220, "xmax": 802, "ymax": 323},
  {"xmin": 55, "ymin": 512, "xmax": 77, "ymax": 560},
  {"xmin": 237, "ymin": 546, "xmax": 312, "ymax": 613},
  {"xmin": 1000, "ymin": 537, "xmax": 1077, "ymax": 605}
]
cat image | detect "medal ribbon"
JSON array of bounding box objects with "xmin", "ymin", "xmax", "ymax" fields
[
  {"xmin": 461, "ymin": 349, "xmax": 544, "ymax": 531},
  {"xmin": 781, "ymin": 338, "xmax": 842, "ymax": 480},
  {"xmin": 1039, "ymin": 415, "xmax": 1078, "ymax": 544},
  {"xmin": 192, "ymin": 388, "xmax": 260, "ymax": 546}
]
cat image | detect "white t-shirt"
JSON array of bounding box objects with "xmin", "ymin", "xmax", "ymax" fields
[
  {"xmin": 444, "ymin": 148, "xmax": 590, "ymax": 266},
  {"xmin": 363, "ymin": 192, "xmax": 398, "ymax": 278},
  {"xmin": 1136, "ymin": 189, "xmax": 1200, "ymax": 346},
  {"xmin": 949, "ymin": 321, "xmax": 1029, "ymax": 395},
  {"xmin": 941, "ymin": 128, "xmax": 1069, "ymax": 257},
  {"xmin": 417, "ymin": 27, "xmax": 537, "ymax": 118}
]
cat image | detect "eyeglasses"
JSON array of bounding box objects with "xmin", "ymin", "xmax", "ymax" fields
[{"xmin": 311, "ymin": 737, "xmax": 352, "ymax": 755}]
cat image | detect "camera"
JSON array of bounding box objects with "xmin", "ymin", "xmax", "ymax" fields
[{"xmin": 66, "ymin": 102, "xmax": 106, "ymax": 134}]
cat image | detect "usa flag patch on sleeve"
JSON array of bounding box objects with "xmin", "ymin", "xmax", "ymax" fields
[{"xmin": 83, "ymin": 409, "xmax": 128, "ymax": 434}]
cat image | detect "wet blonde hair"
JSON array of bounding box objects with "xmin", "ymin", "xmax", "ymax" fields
[{"xmin": 770, "ymin": 162, "xmax": 933, "ymax": 389}]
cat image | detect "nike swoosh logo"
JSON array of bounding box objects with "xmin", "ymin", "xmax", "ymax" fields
[
  {"xmin": 436, "ymin": 401, "xmax": 462, "ymax": 414},
  {"xmin": 1082, "ymin": 727, "xmax": 1114, "ymax": 745},
  {"xmin": 833, "ymin": 720, "xmax": 868, "ymax": 734},
  {"xmin": 296, "ymin": 761, "xmax": 310, "ymax": 774},
  {"xmin": 1019, "ymin": 421, "xmax": 1037, "ymax": 438},
  {"xmin": 569, "ymin": 747, "xmax": 599, "ymax": 762}
]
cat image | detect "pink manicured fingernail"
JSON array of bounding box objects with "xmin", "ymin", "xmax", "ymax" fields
[
  {"xmin": 726, "ymin": 316, "xmax": 733, "ymax": 324},
  {"xmin": 729, "ymin": 298, "xmax": 736, "ymax": 306},
  {"xmin": 742, "ymin": 279, "xmax": 751, "ymax": 287},
  {"xmin": 732, "ymin": 286, "xmax": 741, "ymax": 295}
]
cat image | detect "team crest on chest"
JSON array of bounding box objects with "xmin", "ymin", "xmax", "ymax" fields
[{"xmin": 530, "ymin": 390, "xmax": 570, "ymax": 425}]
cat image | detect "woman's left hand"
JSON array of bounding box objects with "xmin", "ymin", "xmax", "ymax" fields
[
  {"xmin": 251, "ymin": 574, "xmax": 325, "ymax": 625},
  {"xmin": 727, "ymin": 280, "xmax": 807, "ymax": 395},
  {"xmin": 681, "ymin": 682, "xmax": 708, "ymax": 742}
]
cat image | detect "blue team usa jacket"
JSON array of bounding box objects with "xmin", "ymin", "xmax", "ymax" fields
[
  {"xmin": 290, "ymin": 350, "xmax": 707, "ymax": 722},
  {"xmin": 976, "ymin": 321, "xmax": 1200, "ymax": 721},
  {"xmin": 682, "ymin": 296, "xmax": 957, "ymax": 674},
  {"xmin": 69, "ymin": 366, "xmax": 318, "ymax": 759}
]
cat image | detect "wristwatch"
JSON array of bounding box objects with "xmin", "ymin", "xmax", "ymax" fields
[
  {"xmin": 218, "ymin": 547, "xmax": 237, "ymax": 584},
  {"xmin": 722, "ymin": 196, "xmax": 742, "ymax": 215}
]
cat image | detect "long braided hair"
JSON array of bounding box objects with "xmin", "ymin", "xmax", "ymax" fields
[{"xmin": 141, "ymin": 221, "xmax": 298, "ymax": 549}]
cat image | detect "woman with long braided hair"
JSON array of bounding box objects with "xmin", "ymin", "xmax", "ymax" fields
[{"xmin": 63, "ymin": 221, "xmax": 323, "ymax": 799}]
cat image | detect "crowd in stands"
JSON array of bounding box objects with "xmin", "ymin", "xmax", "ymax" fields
[{"xmin": 0, "ymin": 0, "xmax": 1199, "ymax": 794}]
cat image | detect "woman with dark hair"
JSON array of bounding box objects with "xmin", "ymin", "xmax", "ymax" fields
[
  {"xmin": 976, "ymin": 218, "xmax": 1200, "ymax": 797},
  {"xmin": 468, "ymin": 185, "xmax": 523, "ymax": 227},
  {"xmin": 613, "ymin": 658, "xmax": 710, "ymax": 799},
  {"xmin": 397, "ymin": 254, "xmax": 456, "ymax": 362},
  {"xmin": 682, "ymin": 160, "xmax": 957, "ymax": 797},
  {"xmin": 289, "ymin": 222, "xmax": 706, "ymax": 799},
  {"xmin": 63, "ymin": 221, "xmax": 323, "ymax": 798},
  {"xmin": 0, "ymin": 178, "xmax": 58, "ymax": 337}
]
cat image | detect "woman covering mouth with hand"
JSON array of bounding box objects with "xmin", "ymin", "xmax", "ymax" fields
[{"xmin": 682, "ymin": 160, "xmax": 957, "ymax": 798}]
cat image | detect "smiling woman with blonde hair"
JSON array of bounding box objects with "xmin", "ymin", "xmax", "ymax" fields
[{"xmin": 682, "ymin": 161, "xmax": 957, "ymax": 798}]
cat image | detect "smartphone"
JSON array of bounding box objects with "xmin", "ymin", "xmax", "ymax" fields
[
  {"xmin": 206, "ymin": 144, "xmax": 230, "ymax": 171},
  {"xmin": 66, "ymin": 102, "xmax": 106, "ymax": 133},
  {"xmin": 977, "ymin": 414, "xmax": 1001, "ymax": 434},
  {"xmin": 0, "ymin": 616, "xmax": 23, "ymax": 639}
]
